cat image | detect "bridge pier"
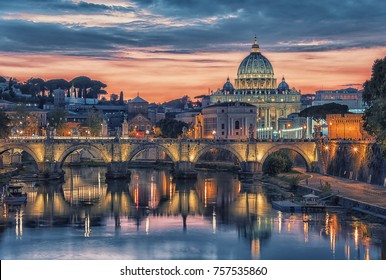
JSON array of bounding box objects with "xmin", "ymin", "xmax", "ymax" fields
[
  {"xmin": 173, "ymin": 161, "xmax": 197, "ymax": 179},
  {"xmin": 37, "ymin": 162, "xmax": 65, "ymax": 180},
  {"xmin": 106, "ymin": 161, "xmax": 131, "ymax": 180},
  {"xmin": 240, "ymin": 161, "xmax": 262, "ymax": 178}
]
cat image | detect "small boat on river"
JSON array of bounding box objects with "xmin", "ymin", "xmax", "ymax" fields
[{"xmin": 2, "ymin": 185, "xmax": 27, "ymax": 204}]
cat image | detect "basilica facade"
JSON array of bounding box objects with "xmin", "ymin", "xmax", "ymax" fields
[{"xmin": 209, "ymin": 38, "xmax": 301, "ymax": 135}]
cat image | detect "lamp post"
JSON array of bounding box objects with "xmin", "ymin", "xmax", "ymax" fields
[{"xmin": 212, "ymin": 130, "xmax": 216, "ymax": 140}]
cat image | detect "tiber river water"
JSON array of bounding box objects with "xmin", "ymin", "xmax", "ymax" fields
[{"xmin": 1, "ymin": 166, "xmax": 385, "ymax": 260}]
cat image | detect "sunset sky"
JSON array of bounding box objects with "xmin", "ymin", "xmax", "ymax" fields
[{"xmin": 1, "ymin": 0, "xmax": 386, "ymax": 102}]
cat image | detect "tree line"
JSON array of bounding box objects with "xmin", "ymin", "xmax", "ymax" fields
[{"xmin": 0, "ymin": 75, "xmax": 107, "ymax": 108}]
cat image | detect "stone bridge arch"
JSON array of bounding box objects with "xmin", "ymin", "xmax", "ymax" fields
[
  {"xmin": 57, "ymin": 143, "xmax": 111, "ymax": 167},
  {"xmin": 0, "ymin": 143, "xmax": 43, "ymax": 167},
  {"xmin": 260, "ymin": 144, "xmax": 313, "ymax": 171},
  {"xmin": 192, "ymin": 143, "xmax": 244, "ymax": 164},
  {"xmin": 126, "ymin": 143, "xmax": 178, "ymax": 163}
]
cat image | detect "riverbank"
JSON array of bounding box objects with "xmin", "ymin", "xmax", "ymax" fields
[{"xmin": 264, "ymin": 168, "xmax": 386, "ymax": 221}]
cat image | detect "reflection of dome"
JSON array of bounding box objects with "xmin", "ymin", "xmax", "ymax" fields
[
  {"xmin": 222, "ymin": 77, "xmax": 234, "ymax": 94},
  {"xmin": 277, "ymin": 76, "xmax": 290, "ymax": 92},
  {"xmin": 237, "ymin": 39, "xmax": 274, "ymax": 77}
]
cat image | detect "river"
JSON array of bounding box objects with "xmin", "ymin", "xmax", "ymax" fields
[{"xmin": 1, "ymin": 166, "xmax": 385, "ymax": 260}]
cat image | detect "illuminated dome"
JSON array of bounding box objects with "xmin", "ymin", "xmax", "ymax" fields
[
  {"xmin": 234, "ymin": 37, "xmax": 277, "ymax": 91},
  {"xmin": 277, "ymin": 76, "xmax": 290, "ymax": 92},
  {"xmin": 237, "ymin": 41, "xmax": 274, "ymax": 76}
]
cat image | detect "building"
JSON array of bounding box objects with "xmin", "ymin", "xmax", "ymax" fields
[
  {"xmin": 128, "ymin": 94, "xmax": 149, "ymax": 115},
  {"xmin": 175, "ymin": 109, "xmax": 201, "ymax": 126},
  {"xmin": 194, "ymin": 101, "xmax": 257, "ymax": 140},
  {"xmin": 326, "ymin": 113, "xmax": 372, "ymax": 140},
  {"xmin": 5, "ymin": 106, "xmax": 48, "ymax": 136},
  {"xmin": 313, "ymin": 88, "xmax": 365, "ymax": 112},
  {"xmin": 53, "ymin": 88, "xmax": 66, "ymax": 107},
  {"xmin": 209, "ymin": 38, "xmax": 301, "ymax": 135},
  {"xmin": 126, "ymin": 113, "xmax": 153, "ymax": 137}
]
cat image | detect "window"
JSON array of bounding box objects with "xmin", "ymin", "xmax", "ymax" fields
[
  {"xmin": 221, "ymin": 124, "xmax": 225, "ymax": 129},
  {"xmin": 221, "ymin": 109, "xmax": 225, "ymax": 113},
  {"xmin": 222, "ymin": 132, "xmax": 225, "ymax": 135},
  {"xmin": 235, "ymin": 121, "xmax": 240, "ymax": 129}
]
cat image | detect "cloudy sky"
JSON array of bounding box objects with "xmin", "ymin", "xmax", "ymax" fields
[{"xmin": 1, "ymin": 0, "xmax": 385, "ymax": 102}]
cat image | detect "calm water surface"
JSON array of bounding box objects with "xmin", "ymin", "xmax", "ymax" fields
[{"xmin": 1, "ymin": 166, "xmax": 385, "ymax": 260}]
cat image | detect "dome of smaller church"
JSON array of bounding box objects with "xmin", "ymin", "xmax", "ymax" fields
[
  {"xmin": 222, "ymin": 77, "xmax": 234, "ymax": 94},
  {"xmin": 277, "ymin": 76, "xmax": 290, "ymax": 92}
]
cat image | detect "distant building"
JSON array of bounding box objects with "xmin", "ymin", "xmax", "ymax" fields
[
  {"xmin": 5, "ymin": 107, "xmax": 47, "ymax": 136},
  {"xmin": 53, "ymin": 88, "xmax": 66, "ymax": 107},
  {"xmin": 128, "ymin": 94, "xmax": 149, "ymax": 115},
  {"xmin": 300, "ymin": 94, "xmax": 315, "ymax": 110},
  {"xmin": 326, "ymin": 113, "xmax": 372, "ymax": 140},
  {"xmin": 175, "ymin": 109, "xmax": 201, "ymax": 126},
  {"xmin": 148, "ymin": 104, "xmax": 166, "ymax": 124},
  {"xmin": 194, "ymin": 101, "xmax": 257, "ymax": 140},
  {"xmin": 313, "ymin": 88, "xmax": 365, "ymax": 112},
  {"xmin": 127, "ymin": 113, "xmax": 153, "ymax": 137}
]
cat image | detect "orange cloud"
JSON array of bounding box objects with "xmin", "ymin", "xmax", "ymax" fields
[{"xmin": 1, "ymin": 47, "xmax": 384, "ymax": 103}]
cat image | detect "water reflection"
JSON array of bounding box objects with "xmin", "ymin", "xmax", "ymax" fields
[{"xmin": 1, "ymin": 166, "xmax": 386, "ymax": 260}]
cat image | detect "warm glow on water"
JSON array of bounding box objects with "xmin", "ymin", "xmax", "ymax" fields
[{"xmin": 1, "ymin": 166, "xmax": 385, "ymax": 260}]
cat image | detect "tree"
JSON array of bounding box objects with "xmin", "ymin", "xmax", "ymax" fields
[
  {"xmin": 84, "ymin": 109, "xmax": 104, "ymax": 136},
  {"xmin": 119, "ymin": 91, "xmax": 124, "ymax": 104},
  {"xmin": 0, "ymin": 109, "xmax": 11, "ymax": 138},
  {"xmin": 70, "ymin": 76, "xmax": 107, "ymax": 99},
  {"xmin": 263, "ymin": 151, "xmax": 293, "ymax": 175},
  {"xmin": 47, "ymin": 108, "xmax": 67, "ymax": 134},
  {"xmin": 71, "ymin": 76, "xmax": 92, "ymax": 98},
  {"xmin": 26, "ymin": 78, "xmax": 46, "ymax": 97},
  {"xmin": 299, "ymin": 103, "xmax": 349, "ymax": 123},
  {"xmin": 155, "ymin": 118, "xmax": 188, "ymax": 138},
  {"xmin": 362, "ymin": 57, "xmax": 386, "ymax": 156},
  {"xmin": 45, "ymin": 79, "xmax": 71, "ymax": 97},
  {"xmin": 162, "ymin": 95, "xmax": 192, "ymax": 109},
  {"xmin": 0, "ymin": 76, "xmax": 6, "ymax": 83}
]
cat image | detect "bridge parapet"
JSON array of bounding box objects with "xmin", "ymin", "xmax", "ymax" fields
[{"xmin": 0, "ymin": 137, "xmax": 328, "ymax": 180}]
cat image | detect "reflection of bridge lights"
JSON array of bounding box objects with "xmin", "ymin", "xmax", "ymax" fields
[
  {"xmin": 354, "ymin": 226, "xmax": 359, "ymax": 249},
  {"xmin": 84, "ymin": 214, "xmax": 91, "ymax": 237}
]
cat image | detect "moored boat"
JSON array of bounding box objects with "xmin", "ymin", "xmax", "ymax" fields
[{"xmin": 2, "ymin": 185, "xmax": 27, "ymax": 204}]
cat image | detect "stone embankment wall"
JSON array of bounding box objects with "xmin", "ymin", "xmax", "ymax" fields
[{"xmin": 326, "ymin": 142, "xmax": 386, "ymax": 186}]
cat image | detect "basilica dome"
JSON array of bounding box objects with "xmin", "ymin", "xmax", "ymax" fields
[
  {"xmin": 237, "ymin": 39, "xmax": 274, "ymax": 77},
  {"xmin": 234, "ymin": 37, "xmax": 277, "ymax": 91}
]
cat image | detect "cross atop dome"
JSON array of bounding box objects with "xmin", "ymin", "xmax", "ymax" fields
[{"xmin": 251, "ymin": 35, "xmax": 260, "ymax": 53}]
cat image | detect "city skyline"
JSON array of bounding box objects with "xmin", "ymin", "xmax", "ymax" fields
[{"xmin": 1, "ymin": 0, "xmax": 386, "ymax": 102}]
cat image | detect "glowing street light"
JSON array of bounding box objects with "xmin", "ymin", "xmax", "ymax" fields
[{"xmin": 212, "ymin": 130, "xmax": 216, "ymax": 139}]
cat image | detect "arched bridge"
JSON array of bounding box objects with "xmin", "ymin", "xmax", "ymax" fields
[{"xmin": 0, "ymin": 137, "xmax": 321, "ymax": 179}]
